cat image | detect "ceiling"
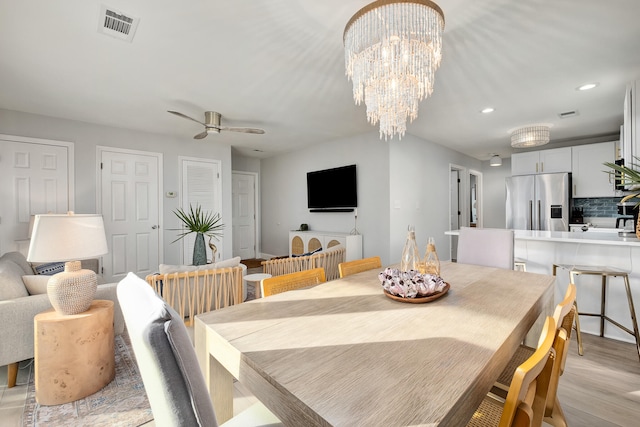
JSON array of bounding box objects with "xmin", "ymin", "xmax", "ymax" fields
[{"xmin": 1, "ymin": 0, "xmax": 639, "ymax": 160}]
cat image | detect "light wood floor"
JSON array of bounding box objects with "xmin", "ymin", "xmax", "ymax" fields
[{"xmin": 2, "ymin": 330, "xmax": 638, "ymax": 426}]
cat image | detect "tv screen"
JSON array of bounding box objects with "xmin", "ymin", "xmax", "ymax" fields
[{"xmin": 307, "ymin": 164, "xmax": 357, "ymax": 210}]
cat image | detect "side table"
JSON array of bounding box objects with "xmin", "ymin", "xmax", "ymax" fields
[
  {"xmin": 244, "ymin": 273, "xmax": 272, "ymax": 299},
  {"xmin": 34, "ymin": 299, "xmax": 115, "ymax": 405}
]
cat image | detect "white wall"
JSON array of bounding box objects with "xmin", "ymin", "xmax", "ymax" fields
[
  {"xmin": 389, "ymin": 135, "xmax": 482, "ymax": 264},
  {"xmin": 0, "ymin": 108, "xmax": 234, "ymax": 265},
  {"xmin": 481, "ymin": 157, "xmax": 511, "ymax": 228},
  {"xmin": 260, "ymin": 132, "xmax": 391, "ymax": 262}
]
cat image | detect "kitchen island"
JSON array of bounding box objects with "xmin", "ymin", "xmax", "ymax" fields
[{"xmin": 447, "ymin": 229, "xmax": 640, "ymax": 345}]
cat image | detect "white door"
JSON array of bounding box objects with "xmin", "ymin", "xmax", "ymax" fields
[
  {"xmin": 180, "ymin": 158, "xmax": 222, "ymax": 264},
  {"xmin": 99, "ymin": 148, "xmax": 162, "ymax": 282},
  {"xmin": 450, "ymin": 169, "xmax": 460, "ymax": 260},
  {"xmin": 232, "ymin": 172, "xmax": 256, "ymax": 259},
  {"xmin": 0, "ymin": 135, "xmax": 73, "ymax": 256}
]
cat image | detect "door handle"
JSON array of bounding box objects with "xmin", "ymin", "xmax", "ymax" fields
[
  {"xmin": 538, "ymin": 200, "xmax": 542, "ymax": 230},
  {"xmin": 151, "ymin": 225, "xmax": 159, "ymax": 230},
  {"xmin": 529, "ymin": 200, "xmax": 533, "ymax": 231}
]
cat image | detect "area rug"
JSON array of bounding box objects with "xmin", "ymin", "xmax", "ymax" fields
[
  {"xmin": 22, "ymin": 332, "xmax": 153, "ymax": 427},
  {"xmin": 241, "ymin": 258, "xmax": 266, "ymax": 269}
]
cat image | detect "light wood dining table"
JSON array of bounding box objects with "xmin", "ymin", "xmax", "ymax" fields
[{"xmin": 195, "ymin": 261, "xmax": 555, "ymax": 426}]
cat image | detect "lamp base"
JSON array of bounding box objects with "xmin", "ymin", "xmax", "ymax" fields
[{"xmin": 47, "ymin": 261, "xmax": 98, "ymax": 315}]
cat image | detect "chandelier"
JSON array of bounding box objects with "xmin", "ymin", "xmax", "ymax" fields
[
  {"xmin": 510, "ymin": 125, "xmax": 552, "ymax": 148},
  {"xmin": 343, "ymin": 0, "xmax": 445, "ymax": 141}
]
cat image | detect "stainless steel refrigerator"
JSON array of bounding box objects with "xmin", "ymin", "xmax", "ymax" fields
[{"xmin": 506, "ymin": 173, "xmax": 571, "ymax": 231}]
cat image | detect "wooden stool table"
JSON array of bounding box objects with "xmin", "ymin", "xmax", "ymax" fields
[{"xmin": 34, "ymin": 299, "xmax": 115, "ymax": 405}]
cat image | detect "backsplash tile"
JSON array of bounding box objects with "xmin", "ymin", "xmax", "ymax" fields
[{"xmin": 573, "ymin": 197, "xmax": 620, "ymax": 217}]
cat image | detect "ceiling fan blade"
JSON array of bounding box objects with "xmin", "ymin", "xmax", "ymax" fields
[
  {"xmin": 168, "ymin": 110, "xmax": 206, "ymax": 126},
  {"xmin": 193, "ymin": 131, "xmax": 208, "ymax": 139},
  {"xmin": 220, "ymin": 126, "xmax": 266, "ymax": 134}
]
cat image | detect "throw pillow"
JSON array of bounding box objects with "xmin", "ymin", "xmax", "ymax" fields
[
  {"xmin": 212, "ymin": 256, "xmax": 241, "ymax": 269},
  {"xmin": 22, "ymin": 275, "xmax": 50, "ymax": 295},
  {"xmin": 0, "ymin": 260, "xmax": 30, "ymax": 300},
  {"xmin": 33, "ymin": 262, "xmax": 65, "ymax": 275}
]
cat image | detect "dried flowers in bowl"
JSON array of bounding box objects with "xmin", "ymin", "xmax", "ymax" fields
[{"xmin": 378, "ymin": 267, "xmax": 447, "ymax": 298}]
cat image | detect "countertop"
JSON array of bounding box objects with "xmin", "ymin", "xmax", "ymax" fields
[{"xmin": 446, "ymin": 229, "xmax": 640, "ymax": 246}]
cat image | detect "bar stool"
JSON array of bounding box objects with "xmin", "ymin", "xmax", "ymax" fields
[
  {"xmin": 514, "ymin": 258, "xmax": 527, "ymax": 272},
  {"xmin": 552, "ymin": 263, "xmax": 640, "ymax": 360}
]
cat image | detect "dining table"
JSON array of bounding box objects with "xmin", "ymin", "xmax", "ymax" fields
[{"xmin": 194, "ymin": 261, "xmax": 555, "ymax": 426}]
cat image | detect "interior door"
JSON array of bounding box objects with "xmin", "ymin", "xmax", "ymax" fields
[
  {"xmin": 0, "ymin": 136, "xmax": 72, "ymax": 256},
  {"xmin": 100, "ymin": 148, "xmax": 161, "ymax": 282},
  {"xmin": 180, "ymin": 158, "xmax": 222, "ymax": 264},
  {"xmin": 232, "ymin": 172, "xmax": 256, "ymax": 260}
]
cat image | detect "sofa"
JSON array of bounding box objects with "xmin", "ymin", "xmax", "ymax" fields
[{"xmin": 0, "ymin": 251, "xmax": 125, "ymax": 388}]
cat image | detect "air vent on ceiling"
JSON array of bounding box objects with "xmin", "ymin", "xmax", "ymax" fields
[
  {"xmin": 98, "ymin": 4, "xmax": 139, "ymax": 43},
  {"xmin": 558, "ymin": 110, "xmax": 579, "ymax": 119}
]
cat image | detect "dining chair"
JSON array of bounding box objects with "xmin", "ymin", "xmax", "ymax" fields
[
  {"xmin": 260, "ymin": 267, "xmax": 326, "ymax": 297},
  {"xmin": 467, "ymin": 316, "xmax": 557, "ymax": 427},
  {"xmin": 493, "ymin": 283, "xmax": 577, "ymax": 427},
  {"xmin": 338, "ymin": 256, "xmax": 382, "ymax": 278},
  {"xmin": 457, "ymin": 227, "xmax": 514, "ymax": 270},
  {"xmin": 117, "ymin": 272, "xmax": 281, "ymax": 427}
]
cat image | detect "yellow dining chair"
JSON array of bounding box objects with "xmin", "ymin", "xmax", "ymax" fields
[
  {"xmin": 468, "ymin": 316, "xmax": 557, "ymax": 427},
  {"xmin": 493, "ymin": 284, "xmax": 577, "ymax": 427},
  {"xmin": 338, "ymin": 256, "xmax": 382, "ymax": 278},
  {"xmin": 260, "ymin": 268, "xmax": 326, "ymax": 298}
]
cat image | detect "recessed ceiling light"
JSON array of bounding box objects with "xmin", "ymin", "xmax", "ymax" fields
[
  {"xmin": 577, "ymin": 83, "xmax": 598, "ymax": 91},
  {"xmin": 481, "ymin": 107, "xmax": 495, "ymax": 114}
]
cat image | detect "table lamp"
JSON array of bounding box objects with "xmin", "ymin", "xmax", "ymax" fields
[{"xmin": 27, "ymin": 213, "xmax": 108, "ymax": 315}]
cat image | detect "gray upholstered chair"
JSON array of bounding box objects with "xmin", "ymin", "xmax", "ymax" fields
[
  {"xmin": 456, "ymin": 227, "xmax": 514, "ymax": 270},
  {"xmin": 116, "ymin": 272, "xmax": 280, "ymax": 427}
]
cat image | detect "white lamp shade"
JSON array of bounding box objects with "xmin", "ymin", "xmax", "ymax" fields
[
  {"xmin": 490, "ymin": 155, "xmax": 502, "ymax": 167},
  {"xmin": 27, "ymin": 214, "xmax": 108, "ymax": 262}
]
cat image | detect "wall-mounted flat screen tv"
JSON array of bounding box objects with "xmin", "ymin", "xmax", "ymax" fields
[{"xmin": 307, "ymin": 164, "xmax": 357, "ymax": 211}]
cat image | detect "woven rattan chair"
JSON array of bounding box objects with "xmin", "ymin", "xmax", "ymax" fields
[
  {"xmin": 457, "ymin": 227, "xmax": 514, "ymax": 270},
  {"xmin": 338, "ymin": 256, "xmax": 382, "ymax": 278},
  {"xmin": 260, "ymin": 268, "xmax": 326, "ymax": 298},
  {"xmin": 145, "ymin": 266, "xmax": 243, "ymax": 325},
  {"xmin": 262, "ymin": 247, "xmax": 345, "ymax": 281},
  {"xmin": 492, "ymin": 284, "xmax": 576, "ymax": 426},
  {"xmin": 467, "ymin": 317, "xmax": 557, "ymax": 427}
]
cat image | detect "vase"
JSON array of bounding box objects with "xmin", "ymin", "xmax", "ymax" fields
[
  {"xmin": 422, "ymin": 237, "xmax": 440, "ymax": 276},
  {"xmin": 400, "ymin": 225, "xmax": 420, "ymax": 272},
  {"xmin": 193, "ymin": 232, "xmax": 207, "ymax": 265},
  {"xmin": 47, "ymin": 260, "xmax": 97, "ymax": 314}
]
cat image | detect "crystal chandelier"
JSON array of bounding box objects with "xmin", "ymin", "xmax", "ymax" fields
[
  {"xmin": 510, "ymin": 125, "xmax": 551, "ymax": 148},
  {"xmin": 343, "ymin": 0, "xmax": 445, "ymax": 141}
]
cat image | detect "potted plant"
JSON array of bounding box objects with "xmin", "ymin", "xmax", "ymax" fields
[
  {"xmin": 172, "ymin": 204, "xmax": 224, "ymax": 265},
  {"xmin": 604, "ymin": 157, "xmax": 640, "ymax": 238}
]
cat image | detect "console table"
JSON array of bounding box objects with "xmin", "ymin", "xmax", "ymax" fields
[
  {"xmin": 34, "ymin": 300, "xmax": 115, "ymax": 405},
  {"xmin": 289, "ymin": 230, "xmax": 362, "ymax": 261}
]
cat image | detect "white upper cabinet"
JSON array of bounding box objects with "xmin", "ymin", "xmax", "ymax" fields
[
  {"xmin": 511, "ymin": 147, "xmax": 572, "ymax": 175},
  {"xmin": 571, "ymin": 141, "xmax": 617, "ymax": 198}
]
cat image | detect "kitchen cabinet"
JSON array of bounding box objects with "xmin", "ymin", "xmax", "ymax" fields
[
  {"xmin": 571, "ymin": 141, "xmax": 617, "ymax": 198},
  {"xmin": 511, "ymin": 147, "xmax": 572, "ymax": 176}
]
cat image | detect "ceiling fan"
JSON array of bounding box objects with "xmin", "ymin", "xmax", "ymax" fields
[{"xmin": 168, "ymin": 110, "xmax": 265, "ymax": 139}]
